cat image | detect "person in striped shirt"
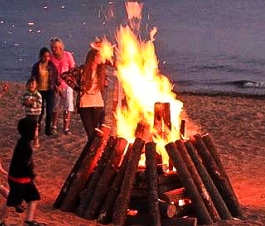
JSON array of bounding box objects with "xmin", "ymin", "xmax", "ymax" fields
[{"xmin": 21, "ymin": 78, "xmax": 42, "ymax": 147}]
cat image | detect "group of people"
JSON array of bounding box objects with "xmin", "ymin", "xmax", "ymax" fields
[{"xmin": 0, "ymin": 37, "xmax": 116, "ymax": 225}]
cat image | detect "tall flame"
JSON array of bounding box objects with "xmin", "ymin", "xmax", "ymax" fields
[{"xmin": 114, "ymin": 17, "xmax": 183, "ymax": 165}]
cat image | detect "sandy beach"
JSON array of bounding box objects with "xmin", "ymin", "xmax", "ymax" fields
[{"xmin": 0, "ymin": 82, "xmax": 264, "ymax": 226}]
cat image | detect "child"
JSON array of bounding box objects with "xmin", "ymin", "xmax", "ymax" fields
[
  {"xmin": 0, "ymin": 118, "xmax": 42, "ymax": 226},
  {"xmin": 21, "ymin": 78, "xmax": 42, "ymax": 147}
]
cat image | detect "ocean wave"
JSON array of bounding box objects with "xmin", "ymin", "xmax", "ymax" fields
[
  {"xmin": 192, "ymin": 64, "xmax": 263, "ymax": 75},
  {"xmin": 174, "ymin": 79, "xmax": 265, "ymax": 89},
  {"xmin": 227, "ymin": 80, "xmax": 265, "ymax": 89}
]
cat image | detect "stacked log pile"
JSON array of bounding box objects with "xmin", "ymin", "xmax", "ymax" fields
[{"xmin": 54, "ymin": 103, "xmax": 243, "ymax": 226}]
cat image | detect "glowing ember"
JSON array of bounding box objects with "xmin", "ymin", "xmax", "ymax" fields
[{"xmin": 114, "ymin": 2, "xmax": 183, "ymax": 166}]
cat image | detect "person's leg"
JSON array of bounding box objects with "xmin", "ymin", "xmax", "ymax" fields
[
  {"xmin": 45, "ymin": 91, "xmax": 55, "ymax": 135},
  {"xmin": 38, "ymin": 91, "xmax": 46, "ymax": 128},
  {"xmin": 63, "ymin": 110, "xmax": 71, "ymax": 133},
  {"xmin": 79, "ymin": 108, "xmax": 94, "ymax": 140},
  {"xmin": 51, "ymin": 93, "xmax": 61, "ymax": 133},
  {"xmin": 25, "ymin": 201, "xmax": 37, "ymax": 222},
  {"xmin": 92, "ymin": 107, "xmax": 104, "ymax": 129},
  {"xmin": 63, "ymin": 87, "xmax": 74, "ymax": 133}
]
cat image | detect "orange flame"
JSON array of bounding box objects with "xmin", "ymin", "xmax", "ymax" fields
[
  {"xmin": 90, "ymin": 37, "xmax": 114, "ymax": 63},
  {"xmin": 125, "ymin": 2, "xmax": 143, "ymax": 20},
  {"xmin": 114, "ymin": 22, "xmax": 183, "ymax": 166},
  {"xmin": 125, "ymin": 2, "xmax": 143, "ymax": 31}
]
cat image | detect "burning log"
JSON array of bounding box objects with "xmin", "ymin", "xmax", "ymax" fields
[
  {"xmin": 145, "ymin": 142, "xmax": 161, "ymax": 226},
  {"xmin": 154, "ymin": 102, "xmax": 171, "ymax": 138},
  {"xmin": 184, "ymin": 140, "xmax": 232, "ymax": 220},
  {"xmin": 175, "ymin": 140, "xmax": 220, "ymax": 222},
  {"xmin": 97, "ymin": 144, "xmax": 132, "ymax": 224},
  {"xmin": 83, "ymin": 138, "xmax": 128, "ymax": 220},
  {"xmin": 75, "ymin": 136, "xmax": 117, "ymax": 217},
  {"xmin": 193, "ymin": 134, "xmax": 243, "ymax": 218},
  {"xmin": 180, "ymin": 119, "xmax": 186, "ymax": 139},
  {"xmin": 60, "ymin": 128, "xmax": 110, "ymax": 212},
  {"xmin": 112, "ymin": 138, "xmax": 145, "ymax": 226},
  {"xmin": 135, "ymin": 122, "xmax": 151, "ymax": 141},
  {"xmin": 165, "ymin": 142, "xmax": 213, "ymax": 225},
  {"xmin": 201, "ymin": 134, "xmax": 243, "ymax": 218}
]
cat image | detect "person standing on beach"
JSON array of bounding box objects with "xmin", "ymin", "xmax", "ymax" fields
[
  {"xmin": 0, "ymin": 118, "xmax": 42, "ymax": 226},
  {"xmin": 50, "ymin": 38, "xmax": 75, "ymax": 135},
  {"xmin": 31, "ymin": 47, "xmax": 59, "ymax": 136},
  {"xmin": 21, "ymin": 78, "xmax": 42, "ymax": 148},
  {"xmin": 60, "ymin": 39, "xmax": 114, "ymax": 141}
]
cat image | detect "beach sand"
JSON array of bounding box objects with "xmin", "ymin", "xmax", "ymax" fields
[{"xmin": 0, "ymin": 82, "xmax": 264, "ymax": 226}]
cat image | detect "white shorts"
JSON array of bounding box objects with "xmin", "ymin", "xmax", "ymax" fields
[{"xmin": 53, "ymin": 86, "xmax": 74, "ymax": 112}]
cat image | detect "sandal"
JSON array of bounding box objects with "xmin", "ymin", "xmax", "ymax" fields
[{"xmin": 24, "ymin": 220, "xmax": 46, "ymax": 226}]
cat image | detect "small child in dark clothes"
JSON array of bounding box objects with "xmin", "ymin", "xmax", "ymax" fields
[{"xmin": 0, "ymin": 118, "xmax": 42, "ymax": 226}]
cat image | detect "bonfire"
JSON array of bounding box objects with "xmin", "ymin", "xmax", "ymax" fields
[{"xmin": 53, "ymin": 2, "xmax": 243, "ymax": 226}]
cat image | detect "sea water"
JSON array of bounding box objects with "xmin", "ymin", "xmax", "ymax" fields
[{"xmin": 0, "ymin": 0, "xmax": 265, "ymax": 95}]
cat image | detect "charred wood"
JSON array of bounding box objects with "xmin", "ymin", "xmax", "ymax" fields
[
  {"xmin": 175, "ymin": 140, "xmax": 220, "ymax": 222},
  {"xmin": 201, "ymin": 134, "xmax": 243, "ymax": 218},
  {"xmin": 53, "ymin": 131, "xmax": 97, "ymax": 209},
  {"xmin": 193, "ymin": 134, "xmax": 243, "ymax": 218},
  {"xmin": 184, "ymin": 140, "xmax": 232, "ymax": 220},
  {"xmin": 112, "ymin": 138, "xmax": 145, "ymax": 226},
  {"xmin": 165, "ymin": 142, "xmax": 213, "ymax": 225},
  {"xmin": 60, "ymin": 129, "xmax": 107, "ymax": 212},
  {"xmin": 145, "ymin": 142, "xmax": 161, "ymax": 226},
  {"xmin": 83, "ymin": 138, "xmax": 127, "ymax": 220},
  {"xmin": 97, "ymin": 145, "xmax": 132, "ymax": 224},
  {"xmin": 75, "ymin": 136, "xmax": 116, "ymax": 217}
]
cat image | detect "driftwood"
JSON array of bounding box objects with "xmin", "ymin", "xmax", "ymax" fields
[
  {"xmin": 193, "ymin": 134, "xmax": 243, "ymax": 218},
  {"xmin": 97, "ymin": 145, "xmax": 132, "ymax": 224},
  {"xmin": 201, "ymin": 134, "xmax": 243, "ymax": 218},
  {"xmin": 184, "ymin": 140, "xmax": 232, "ymax": 220},
  {"xmin": 145, "ymin": 142, "xmax": 161, "ymax": 226},
  {"xmin": 175, "ymin": 140, "xmax": 220, "ymax": 222},
  {"xmin": 165, "ymin": 142, "xmax": 213, "ymax": 225},
  {"xmin": 112, "ymin": 138, "xmax": 145, "ymax": 226},
  {"xmin": 60, "ymin": 129, "xmax": 108, "ymax": 212},
  {"xmin": 75, "ymin": 136, "xmax": 117, "ymax": 217},
  {"xmin": 83, "ymin": 138, "xmax": 128, "ymax": 220}
]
